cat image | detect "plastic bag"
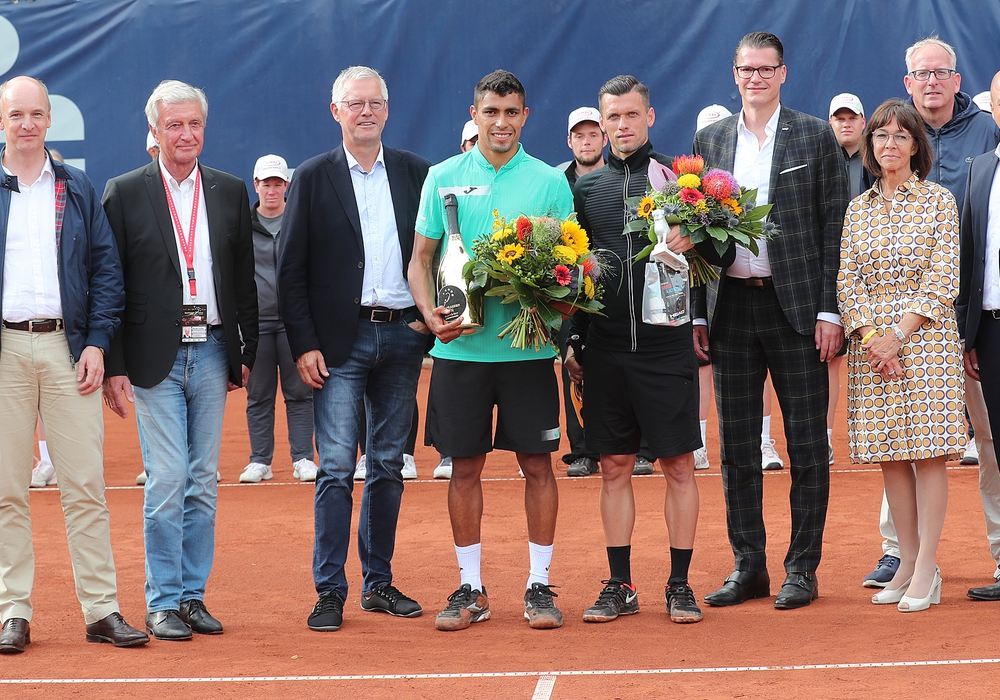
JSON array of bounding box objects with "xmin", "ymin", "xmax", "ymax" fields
[{"xmin": 642, "ymin": 210, "xmax": 690, "ymax": 326}]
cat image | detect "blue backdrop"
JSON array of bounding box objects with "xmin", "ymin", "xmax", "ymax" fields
[{"xmin": 2, "ymin": 0, "xmax": 999, "ymax": 193}]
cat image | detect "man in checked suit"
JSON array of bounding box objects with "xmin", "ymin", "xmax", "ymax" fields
[
  {"xmin": 102, "ymin": 80, "xmax": 258, "ymax": 640},
  {"xmin": 692, "ymin": 32, "xmax": 849, "ymax": 610},
  {"xmin": 958, "ymin": 70, "xmax": 1000, "ymax": 600},
  {"xmin": 278, "ymin": 66, "xmax": 431, "ymax": 632}
]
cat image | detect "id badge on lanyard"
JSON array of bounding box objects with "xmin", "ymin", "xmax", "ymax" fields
[{"xmin": 181, "ymin": 304, "xmax": 209, "ymax": 342}]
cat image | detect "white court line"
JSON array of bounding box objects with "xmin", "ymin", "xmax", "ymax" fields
[
  {"xmin": 531, "ymin": 675, "xmax": 557, "ymax": 699},
  {"xmin": 2, "ymin": 657, "xmax": 999, "ymax": 684}
]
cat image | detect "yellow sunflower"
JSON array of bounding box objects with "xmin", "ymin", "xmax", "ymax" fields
[
  {"xmin": 497, "ymin": 242, "xmax": 525, "ymax": 264},
  {"xmin": 721, "ymin": 198, "xmax": 743, "ymax": 216},
  {"xmin": 636, "ymin": 196, "xmax": 656, "ymax": 220},
  {"xmin": 560, "ymin": 219, "xmax": 590, "ymax": 256},
  {"xmin": 552, "ymin": 245, "xmax": 579, "ymax": 265},
  {"xmin": 677, "ymin": 173, "xmax": 701, "ymax": 189},
  {"xmin": 583, "ymin": 275, "xmax": 595, "ymax": 299}
]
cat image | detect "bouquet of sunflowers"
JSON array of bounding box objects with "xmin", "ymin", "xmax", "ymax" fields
[
  {"xmin": 624, "ymin": 155, "xmax": 777, "ymax": 285},
  {"xmin": 463, "ymin": 210, "xmax": 605, "ymax": 350}
]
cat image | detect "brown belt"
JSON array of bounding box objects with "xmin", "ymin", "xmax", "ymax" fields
[
  {"xmin": 359, "ymin": 306, "xmax": 413, "ymax": 323},
  {"xmin": 726, "ymin": 276, "xmax": 774, "ymax": 289},
  {"xmin": 2, "ymin": 319, "xmax": 64, "ymax": 332}
]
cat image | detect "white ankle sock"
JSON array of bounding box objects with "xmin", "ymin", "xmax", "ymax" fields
[
  {"xmin": 699, "ymin": 420, "xmax": 707, "ymax": 448},
  {"xmin": 455, "ymin": 543, "xmax": 482, "ymax": 591},
  {"xmin": 761, "ymin": 416, "xmax": 772, "ymax": 443},
  {"xmin": 527, "ymin": 541, "xmax": 553, "ymax": 588},
  {"xmin": 38, "ymin": 440, "xmax": 50, "ymax": 463}
]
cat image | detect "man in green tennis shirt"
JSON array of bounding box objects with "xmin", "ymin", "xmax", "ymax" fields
[{"xmin": 409, "ymin": 70, "xmax": 573, "ymax": 632}]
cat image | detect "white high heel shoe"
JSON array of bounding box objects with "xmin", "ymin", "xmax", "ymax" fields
[
  {"xmin": 898, "ymin": 568, "xmax": 942, "ymax": 612},
  {"xmin": 871, "ymin": 577, "xmax": 911, "ymax": 604}
]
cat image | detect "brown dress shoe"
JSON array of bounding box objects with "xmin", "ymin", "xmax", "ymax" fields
[
  {"xmin": 86, "ymin": 612, "xmax": 150, "ymax": 647},
  {"xmin": 0, "ymin": 618, "xmax": 30, "ymax": 654}
]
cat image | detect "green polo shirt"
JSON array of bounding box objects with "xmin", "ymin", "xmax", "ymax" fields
[{"xmin": 416, "ymin": 144, "xmax": 574, "ymax": 363}]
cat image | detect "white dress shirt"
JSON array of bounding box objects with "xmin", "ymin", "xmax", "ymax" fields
[
  {"xmin": 984, "ymin": 144, "xmax": 1000, "ymax": 311},
  {"xmin": 159, "ymin": 158, "xmax": 220, "ymax": 325},
  {"xmin": 728, "ymin": 107, "xmax": 780, "ymax": 278},
  {"xmin": 345, "ymin": 144, "xmax": 414, "ymax": 309},
  {"xmin": 1, "ymin": 155, "xmax": 62, "ymax": 322}
]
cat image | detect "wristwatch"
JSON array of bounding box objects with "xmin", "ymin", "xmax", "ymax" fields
[{"xmin": 892, "ymin": 324, "xmax": 906, "ymax": 341}]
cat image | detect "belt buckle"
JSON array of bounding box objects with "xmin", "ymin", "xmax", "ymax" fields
[
  {"xmin": 747, "ymin": 278, "xmax": 764, "ymax": 288},
  {"xmin": 990, "ymin": 309, "xmax": 1000, "ymax": 320},
  {"xmin": 370, "ymin": 308, "xmax": 392, "ymax": 323}
]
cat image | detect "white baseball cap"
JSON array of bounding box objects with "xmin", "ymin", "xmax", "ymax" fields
[
  {"xmin": 461, "ymin": 119, "xmax": 478, "ymax": 144},
  {"xmin": 973, "ymin": 90, "xmax": 992, "ymax": 112},
  {"xmin": 253, "ymin": 154, "xmax": 290, "ymax": 182},
  {"xmin": 146, "ymin": 131, "xmax": 157, "ymax": 150},
  {"xmin": 829, "ymin": 93, "xmax": 864, "ymax": 118},
  {"xmin": 696, "ymin": 104, "xmax": 732, "ymax": 132},
  {"xmin": 567, "ymin": 106, "xmax": 602, "ymax": 135}
]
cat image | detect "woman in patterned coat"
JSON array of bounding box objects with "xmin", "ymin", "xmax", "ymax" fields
[{"xmin": 837, "ymin": 99, "xmax": 964, "ymax": 613}]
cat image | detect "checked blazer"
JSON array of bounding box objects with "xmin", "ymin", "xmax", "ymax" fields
[{"xmin": 692, "ymin": 105, "xmax": 849, "ymax": 334}]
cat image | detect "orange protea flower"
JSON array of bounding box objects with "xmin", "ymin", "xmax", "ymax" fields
[
  {"xmin": 581, "ymin": 256, "xmax": 596, "ymax": 276},
  {"xmin": 497, "ymin": 242, "xmax": 525, "ymax": 264},
  {"xmin": 702, "ymin": 169, "xmax": 739, "ymax": 200},
  {"xmin": 516, "ymin": 215, "xmax": 532, "ymax": 241},
  {"xmin": 560, "ymin": 220, "xmax": 590, "ymax": 257},
  {"xmin": 721, "ymin": 198, "xmax": 743, "ymax": 216},
  {"xmin": 637, "ymin": 196, "xmax": 656, "ymax": 219},
  {"xmin": 672, "ymin": 154, "xmax": 704, "ymax": 176}
]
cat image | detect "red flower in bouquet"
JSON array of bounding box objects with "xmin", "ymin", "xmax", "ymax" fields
[
  {"xmin": 701, "ymin": 169, "xmax": 739, "ymax": 200},
  {"xmin": 672, "ymin": 154, "xmax": 704, "ymax": 176},
  {"xmin": 581, "ymin": 256, "xmax": 596, "ymax": 276},
  {"xmin": 679, "ymin": 188, "xmax": 705, "ymax": 204},
  {"xmin": 554, "ymin": 264, "xmax": 572, "ymax": 286},
  {"xmin": 516, "ymin": 215, "xmax": 532, "ymax": 241}
]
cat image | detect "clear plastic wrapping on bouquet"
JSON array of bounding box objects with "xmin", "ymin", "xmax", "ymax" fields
[{"xmin": 642, "ymin": 210, "xmax": 690, "ymax": 326}]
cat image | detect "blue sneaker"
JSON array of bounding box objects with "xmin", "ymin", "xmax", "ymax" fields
[{"xmin": 863, "ymin": 555, "xmax": 900, "ymax": 588}]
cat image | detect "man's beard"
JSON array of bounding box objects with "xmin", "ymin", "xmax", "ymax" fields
[{"xmin": 576, "ymin": 152, "xmax": 603, "ymax": 167}]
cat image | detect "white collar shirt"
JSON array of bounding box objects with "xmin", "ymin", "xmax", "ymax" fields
[
  {"xmin": 728, "ymin": 106, "xmax": 781, "ymax": 279},
  {"xmin": 984, "ymin": 144, "xmax": 1000, "ymax": 311},
  {"xmin": 159, "ymin": 157, "xmax": 220, "ymax": 325},
  {"xmin": 2, "ymin": 155, "xmax": 62, "ymax": 322},
  {"xmin": 345, "ymin": 144, "xmax": 413, "ymax": 308}
]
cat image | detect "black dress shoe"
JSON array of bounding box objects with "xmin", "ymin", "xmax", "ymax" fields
[
  {"xmin": 0, "ymin": 618, "xmax": 30, "ymax": 654},
  {"xmin": 967, "ymin": 580, "xmax": 1000, "ymax": 600},
  {"xmin": 146, "ymin": 610, "xmax": 193, "ymax": 640},
  {"xmin": 360, "ymin": 583, "xmax": 423, "ymax": 617},
  {"xmin": 179, "ymin": 599, "xmax": 223, "ymax": 634},
  {"xmin": 86, "ymin": 612, "xmax": 150, "ymax": 647},
  {"xmin": 774, "ymin": 572, "xmax": 819, "ymax": 609},
  {"xmin": 704, "ymin": 570, "xmax": 770, "ymax": 607}
]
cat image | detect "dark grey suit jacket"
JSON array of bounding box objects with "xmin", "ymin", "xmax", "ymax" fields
[
  {"xmin": 958, "ymin": 149, "xmax": 999, "ymax": 348},
  {"xmin": 277, "ymin": 145, "xmax": 430, "ymax": 368},
  {"xmin": 102, "ymin": 160, "xmax": 258, "ymax": 388},
  {"xmin": 692, "ymin": 105, "xmax": 849, "ymax": 335}
]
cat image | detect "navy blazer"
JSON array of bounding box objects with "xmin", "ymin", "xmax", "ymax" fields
[
  {"xmin": 692, "ymin": 105, "xmax": 849, "ymax": 336},
  {"xmin": 278, "ymin": 145, "xmax": 431, "ymax": 368},
  {"xmin": 957, "ymin": 149, "xmax": 999, "ymax": 349}
]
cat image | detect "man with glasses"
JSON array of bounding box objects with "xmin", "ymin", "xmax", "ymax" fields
[
  {"xmin": 861, "ymin": 36, "xmax": 1000, "ymax": 595},
  {"xmin": 279, "ymin": 66, "xmax": 431, "ymax": 632},
  {"xmin": 692, "ymin": 31, "xmax": 849, "ymax": 610}
]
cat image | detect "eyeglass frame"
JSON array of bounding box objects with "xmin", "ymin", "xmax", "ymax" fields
[
  {"xmin": 339, "ymin": 99, "xmax": 388, "ymax": 112},
  {"xmin": 734, "ymin": 64, "xmax": 784, "ymax": 80},
  {"xmin": 872, "ymin": 131, "xmax": 913, "ymax": 146},
  {"xmin": 907, "ymin": 68, "xmax": 956, "ymax": 82}
]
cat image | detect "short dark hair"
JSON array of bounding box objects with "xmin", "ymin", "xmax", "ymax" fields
[
  {"xmin": 861, "ymin": 98, "xmax": 934, "ymax": 180},
  {"xmin": 598, "ymin": 75, "xmax": 650, "ymax": 111},
  {"xmin": 474, "ymin": 70, "xmax": 525, "ymax": 108},
  {"xmin": 734, "ymin": 31, "xmax": 784, "ymax": 65}
]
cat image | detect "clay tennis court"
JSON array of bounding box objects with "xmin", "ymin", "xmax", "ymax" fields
[{"xmin": 3, "ymin": 362, "xmax": 995, "ymax": 699}]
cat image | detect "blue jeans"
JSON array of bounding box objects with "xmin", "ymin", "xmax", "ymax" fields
[
  {"xmin": 312, "ymin": 318, "xmax": 426, "ymax": 599},
  {"xmin": 133, "ymin": 328, "xmax": 229, "ymax": 612}
]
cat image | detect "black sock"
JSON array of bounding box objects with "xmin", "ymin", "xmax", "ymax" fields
[
  {"xmin": 607, "ymin": 546, "xmax": 632, "ymax": 585},
  {"xmin": 668, "ymin": 547, "xmax": 693, "ymax": 584}
]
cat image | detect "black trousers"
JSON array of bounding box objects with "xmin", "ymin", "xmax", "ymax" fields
[
  {"xmin": 711, "ymin": 282, "xmax": 830, "ymax": 574},
  {"xmin": 975, "ymin": 314, "xmax": 1000, "ymax": 449}
]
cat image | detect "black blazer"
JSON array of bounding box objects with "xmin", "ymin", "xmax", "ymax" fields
[
  {"xmin": 277, "ymin": 145, "xmax": 430, "ymax": 368},
  {"xmin": 102, "ymin": 160, "xmax": 258, "ymax": 388},
  {"xmin": 692, "ymin": 105, "xmax": 849, "ymax": 335},
  {"xmin": 958, "ymin": 149, "xmax": 999, "ymax": 349}
]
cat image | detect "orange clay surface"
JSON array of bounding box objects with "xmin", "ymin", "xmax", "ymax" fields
[{"xmin": 3, "ymin": 361, "xmax": 996, "ymax": 699}]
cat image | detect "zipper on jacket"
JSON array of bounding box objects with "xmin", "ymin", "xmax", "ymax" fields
[{"xmin": 622, "ymin": 163, "xmax": 637, "ymax": 352}]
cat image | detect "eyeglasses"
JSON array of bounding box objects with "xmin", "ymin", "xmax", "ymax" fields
[
  {"xmin": 734, "ymin": 64, "xmax": 782, "ymax": 79},
  {"xmin": 908, "ymin": 69, "xmax": 956, "ymax": 82},
  {"xmin": 340, "ymin": 99, "xmax": 387, "ymax": 112},
  {"xmin": 872, "ymin": 131, "xmax": 912, "ymax": 145}
]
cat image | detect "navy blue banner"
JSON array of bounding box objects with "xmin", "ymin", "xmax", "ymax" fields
[{"xmin": 2, "ymin": 0, "xmax": 999, "ymax": 192}]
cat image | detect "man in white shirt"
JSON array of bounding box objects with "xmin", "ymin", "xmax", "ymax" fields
[{"xmin": 0, "ymin": 76, "xmax": 148, "ymax": 653}]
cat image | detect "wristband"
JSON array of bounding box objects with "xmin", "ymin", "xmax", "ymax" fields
[{"xmin": 861, "ymin": 328, "xmax": 878, "ymax": 345}]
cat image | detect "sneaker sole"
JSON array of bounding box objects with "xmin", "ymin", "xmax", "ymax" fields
[
  {"xmin": 307, "ymin": 623, "xmax": 341, "ymax": 632},
  {"xmin": 524, "ymin": 611, "xmax": 563, "ymax": 629},
  {"xmin": 668, "ymin": 608, "xmax": 704, "ymax": 623},
  {"xmin": 435, "ymin": 608, "xmax": 490, "ymax": 631},
  {"xmin": 360, "ymin": 602, "xmax": 423, "ymax": 618},
  {"xmin": 862, "ymin": 578, "xmax": 890, "ymax": 589},
  {"xmin": 582, "ymin": 607, "xmax": 639, "ymax": 623},
  {"xmin": 762, "ymin": 464, "xmax": 784, "ymax": 471},
  {"xmin": 239, "ymin": 475, "xmax": 273, "ymax": 483}
]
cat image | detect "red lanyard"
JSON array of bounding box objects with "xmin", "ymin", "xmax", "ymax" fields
[{"xmin": 161, "ymin": 168, "xmax": 201, "ymax": 297}]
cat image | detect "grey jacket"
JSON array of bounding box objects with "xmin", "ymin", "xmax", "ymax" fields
[{"xmin": 251, "ymin": 202, "xmax": 283, "ymax": 333}]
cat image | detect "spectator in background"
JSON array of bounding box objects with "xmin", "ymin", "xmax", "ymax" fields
[
  {"xmin": 146, "ymin": 131, "xmax": 159, "ymax": 161},
  {"xmin": 239, "ymin": 155, "xmax": 317, "ymax": 484},
  {"xmin": 460, "ymin": 119, "xmax": 478, "ymax": 153}
]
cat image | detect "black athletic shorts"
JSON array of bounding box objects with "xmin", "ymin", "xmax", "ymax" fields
[
  {"xmin": 584, "ymin": 344, "xmax": 701, "ymax": 459},
  {"xmin": 425, "ymin": 358, "xmax": 561, "ymax": 457}
]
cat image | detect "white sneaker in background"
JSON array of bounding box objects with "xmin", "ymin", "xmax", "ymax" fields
[
  {"xmin": 761, "ymin": 439, "xmax": 784, "ymax": 470},
  {"xmin": 401, "ymin": 454, "xmax": 418, "ymax": 480},
  {"xmin": 239, "ymin": 462, "xmax": 273, "ymax": 483},
  {"xmin": 293, "ymin": 458, "xmax": 318, "ymax": 482},
  {"xmin": 354, "ymin": 454, "xmax": 366, "ymax": 481},
  {"xmin": 136, "ymin": 471, "xmax": 147, "ymax": 486},
  {"xmin": 30, "ymin": 459, "xmax": 57, "ymax": 488},
  {"xmin": 433, "ymin": 456, "xmax": 453, "ymax": 479},
  {"xmin": 962, "ymin": 441, "xmax": 980, "ymax": 465},
  {"xmin": 693, "ymin": 447, "xmax": 710, "ymax": 471}
]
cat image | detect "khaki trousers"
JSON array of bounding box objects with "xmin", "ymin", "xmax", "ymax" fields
[{"xmin": 0, "ymin": 328, "xmax": 119, "ymax": 624}]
